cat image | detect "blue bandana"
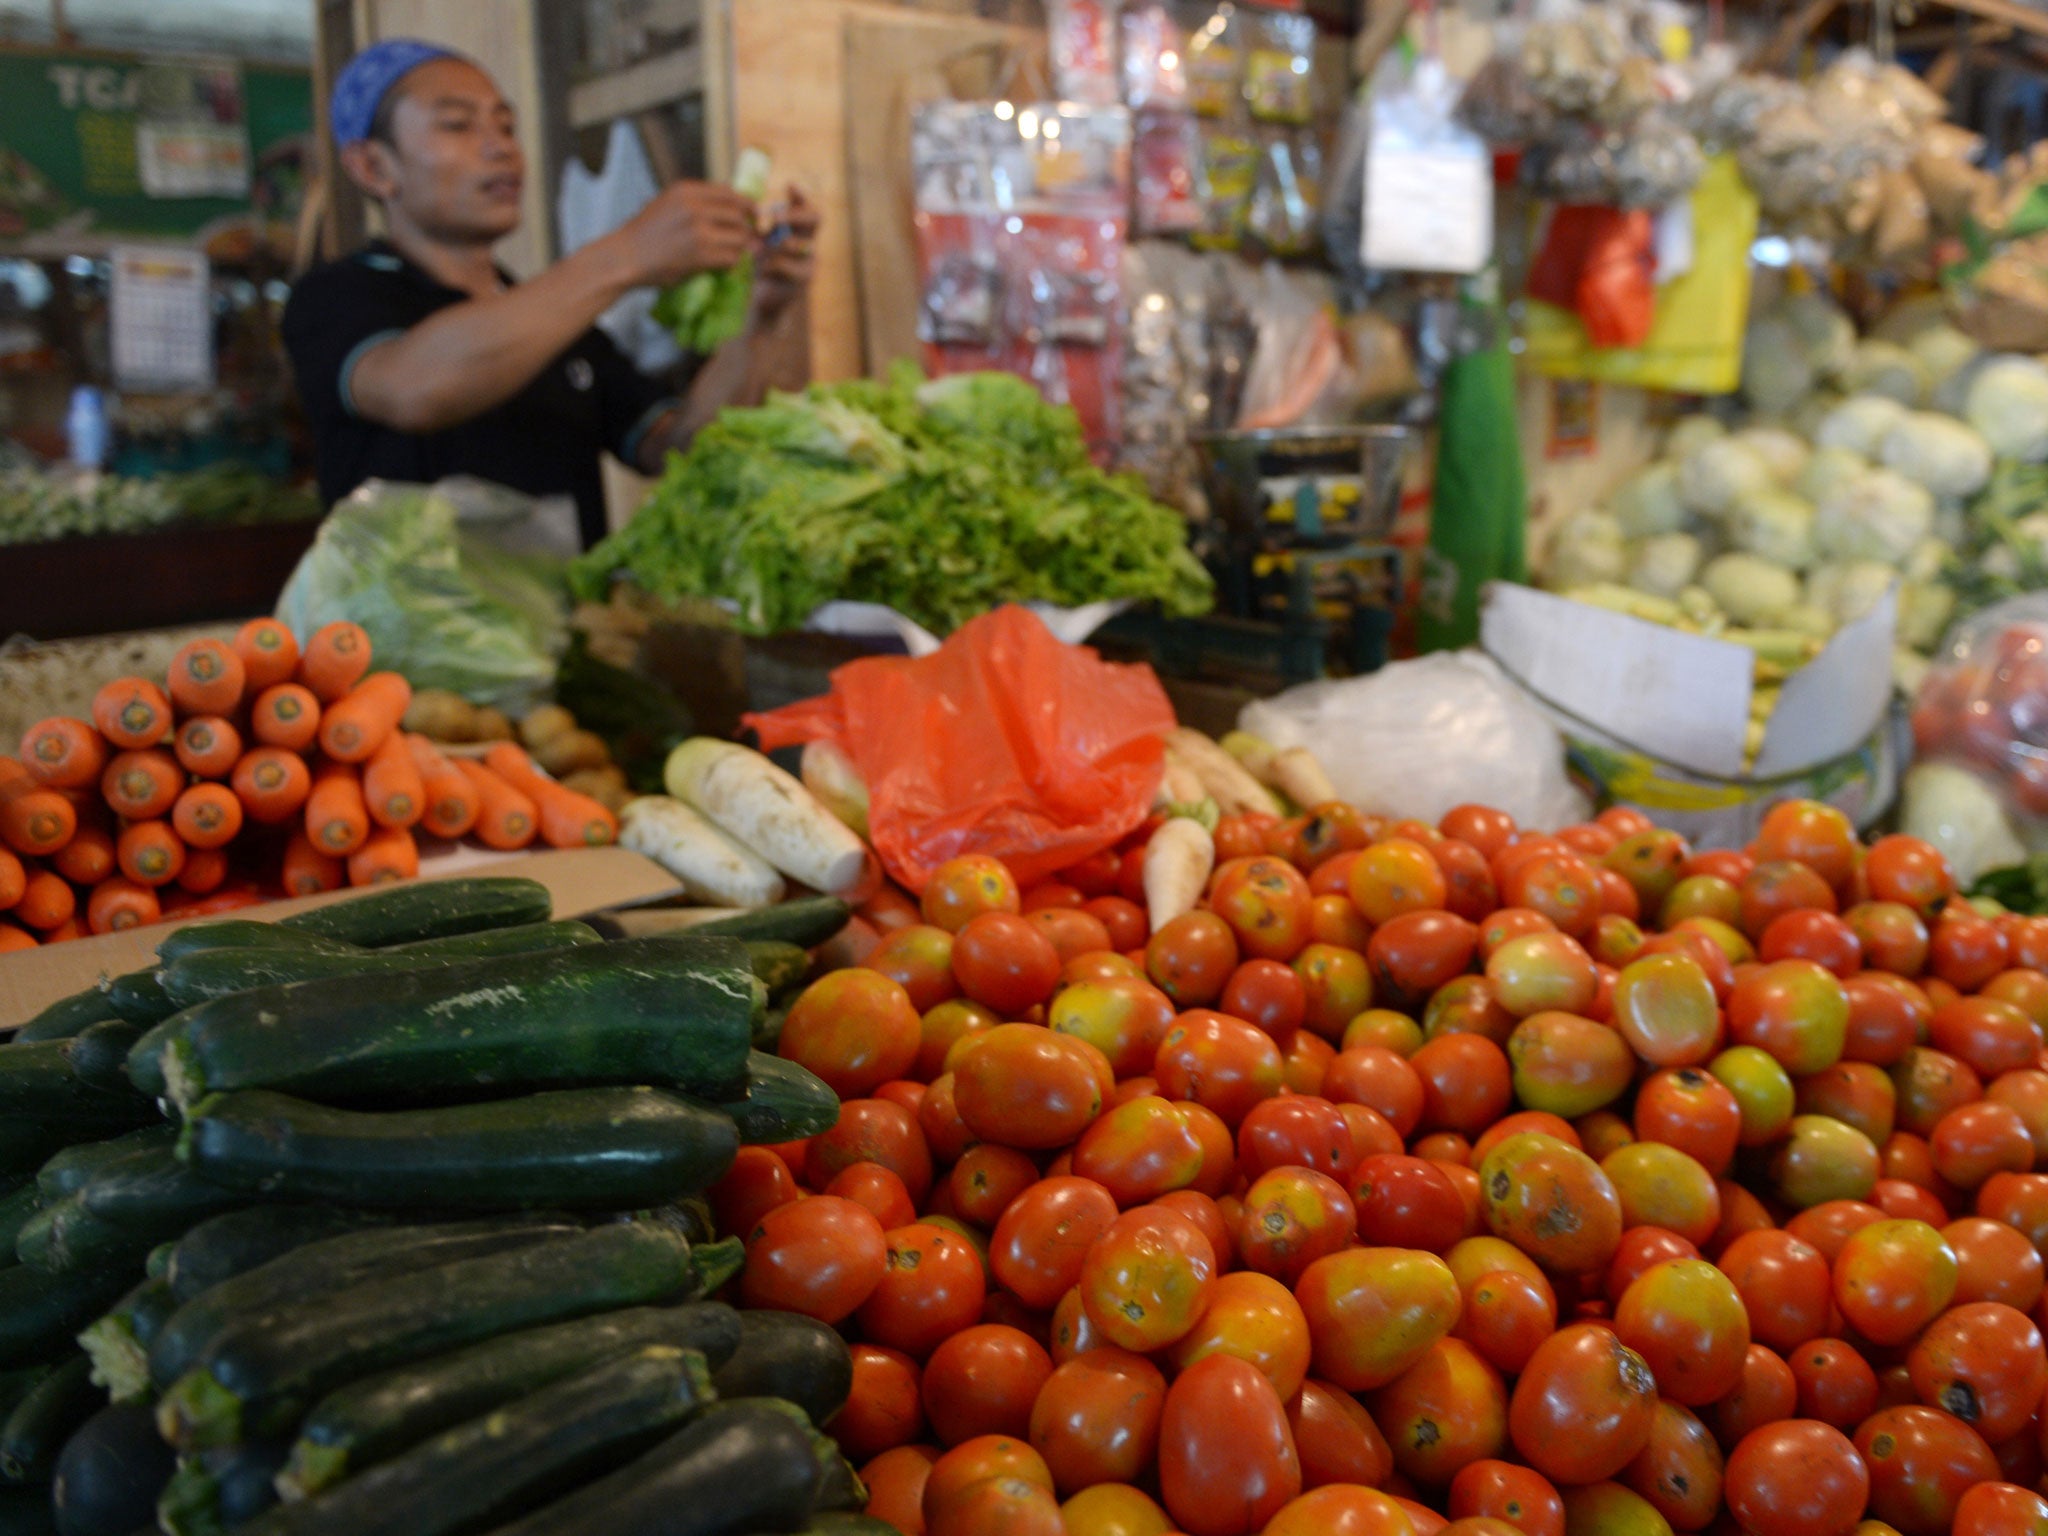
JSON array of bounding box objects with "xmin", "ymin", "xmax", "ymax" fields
[{"xmin": 330, "ymin": 39, "xmax": 459, "ymax": 148}]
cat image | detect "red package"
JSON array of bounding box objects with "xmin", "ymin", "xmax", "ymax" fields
[{"xmin": 746, "ymin": 606, "xmax": 1174, "ymax": 892}]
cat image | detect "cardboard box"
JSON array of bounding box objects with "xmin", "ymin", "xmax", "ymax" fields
[{"xmin": 0, "ymin": 847, "xmax": 685, "ymax": 1027}]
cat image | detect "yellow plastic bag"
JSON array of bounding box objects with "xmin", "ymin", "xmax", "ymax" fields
[{"xmin": 1522, "ymin": 154, "xmax": 1758, "ymax": 395}]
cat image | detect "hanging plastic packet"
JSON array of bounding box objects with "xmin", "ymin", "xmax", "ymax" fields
[
  {"xmin": 1362, "ymin": 53, "xmax": 1493, "ymax": 275},
  {"xmin": 1122, "ymin": 1, "xmax": 1188, "ymax": 110},
  {"xmin": 1134, "ymin": 110, "xmax": 1203, "ymax": 235},
  {"xmin": 1244, "ymin": 6, "xmax": 1316, "ymax": 127},
  {"xmin": 1185, "ymin": 2, "xmax": 1242, "ymax": 120},
  {"xmin": 1193, "ymin": 123, "xmax": 1257, "ymax": 251},
  {"xmin": 1246, "ymin": 128, "xmax": 1320, "ymax": 258},
  {"xmin": 1050, "ymin": 0, "xmax": 1123, "ymax": 107}
]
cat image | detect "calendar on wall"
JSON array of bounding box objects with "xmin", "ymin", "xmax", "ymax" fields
[{"xmin": 110, "ymin": 245, "xmax": 214, "ymax": 391}]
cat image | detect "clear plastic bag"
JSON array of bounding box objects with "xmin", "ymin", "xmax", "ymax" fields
[
  {"xmin": 1239, "ymin": 652, "xmax": 1590, "ymax": 830},
  {"xmin": 275, "ymin": 478, "xmax": 569, "ymax": 714}
]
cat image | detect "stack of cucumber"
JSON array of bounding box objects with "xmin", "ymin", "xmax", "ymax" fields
[{"xmin": 0, "ymin": 877, "xmax": 878, "ymax": 1536}]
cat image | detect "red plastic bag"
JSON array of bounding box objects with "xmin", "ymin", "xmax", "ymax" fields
[{"xmin": 745, "ymin": 606, "xmax": 1174, "ymax": 893}]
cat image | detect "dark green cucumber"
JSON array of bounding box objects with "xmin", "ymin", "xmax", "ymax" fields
[
  {"xmin": 0, "ymin": 1374, "xmax": 45, "ymax": 1434},
  {"xmin": 0, "ymin": 1356, "xmax": 99, "ymax": 1482},
  {"xmin": 688, "ymin": 896, "xmax": 850, "ymax": 948},
  {"xmin": 162, "ymin": 1222, "xmax": 700, "ymax": 1450},
  {"xmin": 0, "ymin": 1123, "xmax": 108, "ymax": 1182},
  {"xmin": 52, "ymin": 1403, "xmax": 177, "ymax": 1536},
  {"xmin": 10, "ymin": 990, "xmax": 115, "ymax": 1045},
  {"xmin": 149, "ymin": 1217, "xmax": 581, "ymax": 1395},
  {"xmin": 124, "ymin": 1016, "xmax": 179, "ymax": 1099},
  {"xmin": 0, "ymin": 1265, "xmax": 133, "ymax": 1369},
  {"xmin": 695, "ymin": 1052, "xmax": 839, "ymax": 1145},
  {"xmin": 480, "ymin": 1398, "xmax": 827, "ymax": 1536},
  {"xmin": 248, "ymin": 1346, "xmax": 714, "ymax": 1536},
  {"xmin": 753, "ymin": 1005, "xmax": 785, "ymax": 1053},
  {"xmin": 158, "ymin": 921, "xmax": 603, "ymax": 1009},
  {"xmin": 0, "ymin": 1041, "xmax": 151, "ymax": 1122},
  {"xmin": 166, "ymin": 1207, "xmax": 400, "ymax": 1305},
  {"xmin": 711, "ymin": 1311, "xmax": 854, "ymax": 1427},
  {"xmin": 277, "ymin": 877, "xmax": 552, "ymax": 947},
  {"xmin": 0, "ymin": 1485, "xmax": 55, "ymax": 1535},
  {"xmin": 80, "ymin": 1277, "xmax": 178, "ymax": 1403},
  {"xmin": 158, "ymin": 935, "xmax": 760, "ymax": 1111},
  {"xmin": 742, "ymin": 940, "xmax": 809, "ymax": 998},
  {"xmin": 78, "ymin": 1148, "xmax": 251, "ymax": 1235},
  {"xmin": 180, "ymin": 1087, "xmax": 739, "ymax": 1211},
  {"xmin": 156, "ymin": 922, "xmax": 362, "ymax": 964},
  {"xmin": 99, "ymin": 970, "xmax": 175, "ymax": 1026},
  {"xmin": 787, "ymin": 1517, "xmax": 899, "ymax": 1536},
  {"xmin": 147, "ymin": 1240, "xmax": 174, "ymax": 1278},
  {"xmin": 158, "ymin": 1440, "xmax": 290, "ymax": 1536},
  {"xmin": 60, "ymin": 1020, "xmax": 145, "ymax": 1095},
  {"xmin": 16, "ymin": 1194, "xmax": 163, "ymax": 1276},
  {"xmin": 0, "ymin": 1187, "xmax": 34, "ymax": 1271},
  {"xmin": 36, "ymin": 1126, "xmax": 178, "ymax": 1203},
  {"xmin": 281, "ymin": 1302, "xmax": 742, "ymax": 1498},
  {"xmin": 633, "ymin": 1200, "xmax": 712, "ymax": 1247}
]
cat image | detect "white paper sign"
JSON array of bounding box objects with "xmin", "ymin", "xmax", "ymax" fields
[{"xmin": 110, "ymin": 246, "xmax": 213, "ymax": 391}]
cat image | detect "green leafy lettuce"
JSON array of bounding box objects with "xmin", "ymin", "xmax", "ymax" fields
[{"xmin": 570, "ymin": 363, "xmax": 1214, "ymax": 636}]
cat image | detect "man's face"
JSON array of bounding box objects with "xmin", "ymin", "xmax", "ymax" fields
[{"xmin": 354, "ymin": 58, "xmax": 524, "ymax": 243}]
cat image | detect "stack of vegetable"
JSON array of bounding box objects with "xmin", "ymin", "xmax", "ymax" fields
[
  {"xmin": 0, "ymin": 622, "xmax": 620, "ymax": 951},
  {"xmin": 401, "ymin": 693, "xmax": 634, "ymax": 815},
  {"xmin": 0, "ymin": 875, "xmax": 864, "ymax": 1536},
  {"xmin": 0, "ymin": 466, "xmax": 318, "ymax": 550}
]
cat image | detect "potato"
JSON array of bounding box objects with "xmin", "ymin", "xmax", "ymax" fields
[
  {"xmin": 471, "ymin": 707, "xmax": 516, "ymax": 742},
  {"xmin": 402, "ymin": 689, "xmax": 478, "ymax": 743},
  {"xmin": 535, "ymin": 728, "xmax": 611, "ymax": 777},
  {"xmin": 563, "ymin": 767, "xmax": 634, "ymax": 814},
  {"xmin": 518, "ymin": 704, "xmax": 578, "ymax": 751}
]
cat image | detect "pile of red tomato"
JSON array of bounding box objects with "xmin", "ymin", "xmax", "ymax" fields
[{"xmin": 714, "ymin": 795, "xmax": 2048, "ymax": 1536}]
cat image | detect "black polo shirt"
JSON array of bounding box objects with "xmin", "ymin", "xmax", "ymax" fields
[{"xmin": 281, "ymin": 241, "xmax": 682, "ymax": 549}]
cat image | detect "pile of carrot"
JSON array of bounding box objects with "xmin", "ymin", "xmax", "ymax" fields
[{"xmin": 0, "ymin": 619, "xmax": 618, "ymax": 952}]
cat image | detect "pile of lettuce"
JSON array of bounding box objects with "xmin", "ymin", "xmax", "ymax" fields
[{"xmin": 570, "ymin": 365, "xmax": 1214, "ymax": 636}]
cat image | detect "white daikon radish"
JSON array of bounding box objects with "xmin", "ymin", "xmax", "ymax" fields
[
  {"xmin": 800, "ymin": 739, "xmax": 871, "ymax": 840},
  {"xmin": 664, "ymin": 737, "xmax": 871, "ymax": 895},
  {"xmin": 1270, "ymin": 747, "xmax": 1338, "ymax": 810},
  {"xmin": 1155, "ymin": 750, "xmax": 1209, "ymax": 810},
  {"xmin": 1143, "ymin": 817, "xmax": 1215, "ymax": 933},
  {"xmin": 1219, "ymin": 730, "xmax": 1280, "ymax": 781},
  {"xmin": 619, "ymin": 795, "xmax": 786, "ymax": 908},
  {"xmin": 1166, "ymin": 728, "xmax": 1285, "ymax": 817}
]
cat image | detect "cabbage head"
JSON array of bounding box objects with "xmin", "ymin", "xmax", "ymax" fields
[
  {"xmin": 1806, "ymin": 559, "xmax": 1896, "ymax": 625},
  {"xmin": 1906, "ymin": 324, "xmax": 1979, "ymax": 392},
  {"xmin": 1609, "ymin": 461, "xmax": 1689, "ymax": 539},
  {"xmin": 1780, "ymin": 602, "xmax": 1835, "ymax": 640},
  {"xmin": 1627, "ymin": 532, "xmax": 1704, "ymax": 599},
  {"xmin": 1742, "ymin": 313, "xmax": 1815, "ymax": 417},
  {"xmin": 1965, "ymin": 356, "xmax": 2048, "ymax": 462},
  {"xmin": 1735, "ymin": 426, "xmax": 1811, "ymax": 487},
  {"xmin": 1813, "ymin": 395, "xmax": 1910, "ymax": 457},
  {"xmin": 1701, "ymin": 552, "xmax": 1802, "ymax": 627},
  {"xmin": 1796, "ymin": 445, "xmax": 1867, "ymax": 505},
  {"xmin": 1664, "ymin": 414, "xmax": 1728, "ymax": 462},
  {"xmin": 1783, "ymin": 292, "xmax": 1858, "ymax": 382},
  {"xmin": 1727, "ymin": 488, "xmax": 1817, "ymax": 570},
  {"xmin": 1812, "ymin": 467, "xmax": 1935, "ymax": 564},
  {"xmin": 1878, "ymin": 411, "xmax": 1992, "ymax": 499},
  {"xmin": 1844, "ymin": 339, "xmax": 1932, "ymax": 405},
  {"xmin": 1545, "ymin": 510, "xmax": 1629, "ymax": 590},
  {"xmin": 1679, "ymin": 438, "xmax": 1775, "ymax": 519}
]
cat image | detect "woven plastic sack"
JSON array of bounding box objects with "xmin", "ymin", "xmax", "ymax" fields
[{"xmin": 746, "ymin": 605, "xmax": 1174, "ymax": 892}]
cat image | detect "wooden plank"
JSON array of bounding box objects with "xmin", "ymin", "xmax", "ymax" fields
[
  {"xmin": 1749, "ymin": 0, "xmax": 1841, "ymax": 70},
  {"xmin": 567, "ymin": 47, "xmax": 706, "ymax": 130},
  {"xmin": 1936, "ymin": 0, "xmax": 2048, "ymax": 41}
]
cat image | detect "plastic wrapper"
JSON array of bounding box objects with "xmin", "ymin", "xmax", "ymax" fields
[
  {"xmin": 1134, "ymin": 110, "xmax": 1203, "ymax": 236},
  {"xmin": 1049, "ymin": 0, "xmax": 1121, "ymax": 107},
  {"xmin": 1243, "ymin": 7, "xmax": 1316, "ymax": 127},
  {"xmin": 746, "ymin": 605, "xmax": 1174, "ymax": 892},
  {"xmin": 1184, "ymin": 3, "xmax": 1241, "ymax": 120},
  {"xmin": 275, "ymin": 478, "xmax": 568, "ymax": 714},
  {"xmin": 1122, "ymin": 2, "xmax": 1187, "ymax": 111},
  {"xmin": 1239, "ymin": 653, "xmax": 1590, "ymax": 830},
  {"xmin": 1244, "ymin": 130, "xmax": 1320, "ymax": 259},
  {"xmin": 1191, "ymin": 123, "xmax": 1256, "ymax": 251}
]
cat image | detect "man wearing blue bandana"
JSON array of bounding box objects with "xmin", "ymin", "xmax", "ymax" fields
[{"xmin": 282, "ymin": 40, "xmax": 816, "ymax": 547}]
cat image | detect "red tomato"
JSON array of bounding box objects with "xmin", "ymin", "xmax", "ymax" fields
[
  {"xmin": 1153, "ymin": 1009, "xmax": 1285, "ymax": 1129},
  {"xmin": 953, "ymin": 1024, "xmax": 1110, "ymax": 1151},
  {"xmin": 740, "ymin": 1195, "xmax": 889, "ymax": 1323},
  {"xmin": 1620, "ymin": 1400, "xmax": 1725, "ymax": 1532},
  {"xmin": 1635, "ymin": 1067, "xmax": 1743, "ymax": 1176},
  {"xmin": 1478, "ymin": 1132, "xmax": 1624, "ymax": 1277},
  {"xmin": 1350, "ymin": 839, "xmax": 1450, "ymax": 925},
  {"xmin": 1953, "ymin": 1482, "xmax": 2048, "ymax": 1536},
  {"xmin": 1209, "ymin": 855, "xmax": 1316, "ymax": 961},
  {"xmin": 1442, "ymin": 804, "xmax": 1518, "ymax": 858},
  {"xmin": 1351, "ymin": 1153, "xmax": 1468, "ymax": 1252},
  {"xmin": 1931, "ymin": 996, "xmax": 2045, "ymax": 1080},
  {"xmin": 1725, "ymin": 1419, "xmax": 1869, "ymax": 1536},
  {"xmin": 862, "ymin": 1444, "xmax": 937, "ymax": 1536},
  {"xmin": 1507, "ymin": 1323, "xmax": 1659, "ymax": 1485},
  {"xmin": 920, "ymin": 1324, "xmax": 1053, "ymax": 1447},
  {"xmin": 1790, "ymin": 1337, "xmax": 1880, "ymax": 1431},
  {"xmin": 868, "ymin": 924, "xmax": 962, "ymax": 1013},
  {"xmin": 1070, "ymin": 1095, "xmax": 1205, "ymax": 1207},
  {"xmin": 1083, "ymin": 895, "xmax": 1148, "ymax": 951},
  {"xmin": 1613, "ymin": 1259, "xmax": 1751, "ymax": 1406},
  {"xmin": 1368, "ymin": 910, "xmax": 1481, "ymax": 1007},
  {"xmin": 1323, "ymin": 1046, "xmax": 1425, "ymax": 1139},
  {"xmin": 1863, "ymin": 834, "xmax": 1955, "ymax": 918},
  {"xmin": 1168, "ymin": 1269, "xmax": 1314, "ymax": 1402},
  {"xmin": 826, "ymin": 1162, "xmax": 919, "ymax": 1230},
  {"xmin": 948, "ymin": 1143, "xmax": 1042, "ymax": 1229},
  {"xmin": 1029, "ymin": 906, "xmax": 1114, "ymax": 965},
  {"xmin": 1294, "ymin": 944, "xmax": 1375, "ymax": 1041},
  {"xmin": 808, "ymin": 1098, "xmax": 935, "ymax": 1205},
  {"xmin": 1220, "ymin": 958, "xmax": 1308, "ymax": 1043},
  {"xmin": 1237, "ymin": 1095, "xmax": 1356, "ymax": 1186},
  {"xmin": 1156, "ymin": 1353, "xmax": 1303, "ymax": 1536},
  {"xmin": 1854, "ymin": 1403, "xmax": 2001, "ymax": 1536},
  {"xmin": 1409, "ymin": 1034, "xmax": 1514, "ymax": 1138},
  {"xmin": 838, "ymin": 1344, "xmax": 925, "ymax": 1462},
  {"xmin": 1078, "ymin": 1206, "xmax": 1217, "ymax": 1353},
  {"xmin": 1604, "ymin": 1226, "xmax": 1702, "ymax": 1303},
  {"xmin": 1026, "ymin": 1346, "xmax": 1165, "ymax": 1494},
  {"xmin": 1712, "ymin": 1344, "xmax": 1799, "ymax": 1451},
  {"xmin": 1832, "ymin": 1217, "xmax": 1959, "ymax": 1346},
  {"xmin": 781, "ymin": 969, "xmax": 924, "ymax": 1099},
  {"xmin": 1367, "ymin": 1336, "xmax": 1509, "ymax": 1486},
  {"xmin": 1454, "ymin": 1267, "xmax": 1557, "ymax": 1376},
  {"xmin": 1236, "ymin": 1167, "xmax": 1358, "ymax": 1287},
  {"xmin": 1146, "ymin": 911, "xmax": 1240, "ymax": 1007},
  {"xmin": 922, "ymin": 855, "xmax": 1022, "ymax": 932},
  {"xmin": 859, "ymin": 1223, "xmax": 989, "ymax": 1359},
  {"xmin": 1449, "ymin": 1460, "xmax": 1565, "ymax": 1536},
  {"xmin": 1718, "ymin": 1229, "xmax": 1833, "ymax": 1354},
  {"xmin": 1295, "ymin": 1246, "xmax": 1461, "ymax": 1393},
  {"xmin": 990, "ymin": 1177, "xmax": 1120, "ymax": 1311},
  {"xmin": 1944, "ymin": 1216, "xmax": 2046, "ymax": 1311},
  {"xmin": 1905, "ymin": 1301, "xmax": 2048, "ymax": 1443},
  {"xmin": 708, "ymin": 1145, "xmax": 800, "ymax": 1239},
  {"xmin": 1931, "ymin": 1101, "xmax": 2036, "ymax": 1191},
  {"xmin": 951, "ymin": 912, "xmax": 1062, "ymax": 1015},
  {"xmin": 1287, "ymin": 1376, "xmax": 1395, "ymax": 1491},
  {"xmin": 1841, "ymin": 973, "xmax": 1931, "ymax": 1067}
]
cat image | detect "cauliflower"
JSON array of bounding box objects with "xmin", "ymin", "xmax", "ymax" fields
[
  {"xmin": 1813, "ymin": 395, "xmax": 1910, "ymax": 457},
  {"xmin": 1806, "ymin": 558, "xmax": 1896, "ymax": 626},
  {"xmin": 1627, "ymin": 532, "xmax": 1704, "ymax": 599},
  {"xmin": 1781, "ymin": 603, "xmax": 1836, "ymax": 640},
  {"xmin": 1878, "ymin": 411, "xmax": 1993, "ymax": 499},
  {"xmin": 1735, "ymin": 426, "xmax": 1811, "ymax": 487},
  {"xmin": 1727, "ymin": 488, "xmax": 1817, "ymax": 570},
  {"xmin": 1609, "ymin": 461, "xmax": 1689, "ymax": 539},
  {"xmin": 1966, "ymin": 355, "xmax": 2048, "ymax": 462},
  {"xmin": 1791, "ymin": 390, "xmax": 1846, "ymax": 440},
  {"xmin": 1783, "ymin": 291, "xmax": 1858, "ymax": 382},
  {"xmin": 1679, "ymin": 438, "xmax": 1775, "ymax": 520},
  {"xmin": 1742, "ymin": 313, "xmax": 1815, "ymax": 416},
  {"xmin": 1796, "ymin": 445, "xmax": 1868, "ymax": 505},
  {"xmin": 1898, "ymin": 580, "xmax": 1957, "ymax": 651},
  {"xmin": 1664, "ymin": 414, "xmax": 1727, "ymax": 462},
  {"xmin": 1844, "ymin": 338, "xmax": 1932, "ymax": 405},
  {"xmin": 1545, "ymin": 510, "xmax": 1629, "ymax": 590},
  {"xmin": 1901, "ymin": 761, "xmax": 2024, "ymax": 885},
  {"xmin": 1906, "ymin": 324, "xmax": 1979, "ymax": 392},
  {"xmin": 1812, "ymin": 467, "xmax": 1935, "ymax": 564},
  {"xmin": 1701, "ymin": 552, "xmax": 1802, "ymax": 627}
]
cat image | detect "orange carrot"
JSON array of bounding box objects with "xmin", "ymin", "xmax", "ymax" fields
[
  {"xmin": 91, "ymin": 677, "xmax": 172, "ymax": 749},
  {"xmin": 0, "ymin": 921, "xmax": 36, "ymax": 953},
  {"xmin": 40, "ymin": 915, "xmax": 83, "ymax": 943},
  {"xmin": 362, "ymin": 732, "xmax": 426, "ymax": 830},
  {"xmin": 101, "ymin": 749, "xmax": 184, "ymax": 821},
  {"xmin": 300, "ymin": 621, "xmax": 373, "ymax": 703},
  {"xmin": 13, "ymin": 869, "xmax": 76, "ymax": 931},
  {"xmin": 168, "ymin": 885, "xmax": 267, "ymax": 917},
  {"xmin": 172, "ymin": 782, "xmax": 244, "ymax": 851},
  {"xmin": 347, "ymin": 825, "xmax": 419, "ymax": 887},
  {"xmin": 250, "ymin": 684, "xmax": 321, "ymax": 752},
  {"xmin": 20, "ymin": 717, "xmax": 107, "ymax": 790},
  {"xmin": 305, "ymin": 763, "xmax": 370, "ymax": 856},
  {"xmin": 52, "ymin": 825, "xmax": 115, "ymax": 887},
  {"xmin": 177, "ymin": 846, "xmax": 230, "ymax": 895},
  {"xmin": 405, "ymin": 735, "xmax": 479, "ymax": 840},
  {"xmin": 318, "ymin": 673, "xmax": 412, "ymax": 765},
  {"xmin": 87, "ymin": 877, "xmax": 160, "ymax": 934},
  {"xmin": 481, "ymin": 743, "xmax": 619, "ymax": 849},
  {"xmin": 231, "ymin": 748, "xmax": 313, "ymax": 826},
  {"xmin": 167, "ymin": 638, "xmax": 247, "ymax": 717},
  {"xmin": 281, "ymin": 831, "xmax": 345, "ymax": 896},
  {"xmin": 117, "ymin": 821, "xmax": 186, "ymax": 888},
  {"xmin": 0, "ymin": 756, "xmax": 77, "ymax": 858},
  {"xmin": 175, "ymin": 716, "xmax": 243, "ymax": 780},
  {"xmin": 454, "ymin": 759, "xmax": 536, "ymax": 851},
  {"xmin": 0, "ymin": 850, "xmax": 22, "ymax": 910},
  {"xmin": 234, "ymin": 618, "xmax": 300, "ymax": 690}
]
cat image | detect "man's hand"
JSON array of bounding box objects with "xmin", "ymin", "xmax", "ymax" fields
[
  {"xmin": 616, "ymin": 180, "xmax": 758, "ymax": 289},
  {"xmin": 749, "ymin": 187, "xmax": 819, "ymax": 326}
]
